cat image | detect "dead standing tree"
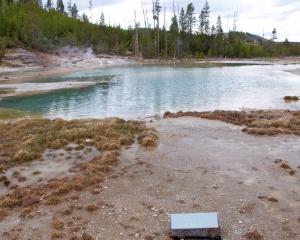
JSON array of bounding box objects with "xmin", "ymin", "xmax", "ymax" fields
[
  {"xmin": 134, "ymin": 11, "xmax": 140, "ymax": 60},
  {"xmin": 152, "ymin": 0, "xmax": 161, "ymax": 55}
]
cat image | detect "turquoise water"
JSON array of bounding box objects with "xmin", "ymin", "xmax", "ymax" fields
[{"xmin": 1, "ymin": 63, "xmax": 300, "ymax": 119}]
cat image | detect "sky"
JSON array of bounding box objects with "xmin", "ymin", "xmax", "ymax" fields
[{"xmin": 72, "ymin": 0, "xmax": 300, "ymax": 42}]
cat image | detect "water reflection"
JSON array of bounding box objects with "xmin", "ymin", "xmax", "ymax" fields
[{"xmin": 0, "ymin": 63, "xmax": 300, "ymax": 119}]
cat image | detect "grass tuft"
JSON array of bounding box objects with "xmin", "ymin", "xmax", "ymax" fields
[
  {"xmin": 85, "ymin": 204, "xmax": 99, "ymax": 212},
  {"xmin": 82, "ymin": 232, "xmax": 94, "ymax": 240},
  {"xmin": 280, "ymin": 162, "xmax": 292, "ymax": 169},
  {"xmin": 19, "ymin": 207, "xmax": 32, "ymax": 218},
  {"xmin": 69, "ymin": 236, "xmax": 80, "ymax": 240},
  {"xmin": 51, "ymin": 232, "xmax": 64, "ymax": 239},
  {"xmin": 32, "ymin": 170, "xmax": 41, "ymax": 175},
  {"xmin": 0, "ymin": 209, "xmax": 8, "ymax": 222},
  {"xmin": 51, "ymin": 219, "xmax": 64, "ymax": 230},
  {"xmin": 284, "ymin": 96, "xmax": 299, "ymax": 101},
  {"xmin": 243, "ymin": 228, "xmax": 263, "ymax": 239},
  {"xmin": 267, "ymin": 197, "xmax": 278, "ymax": 202},
  {"xmin": 45, "ymin": 196, "xmax": 61, "ymax": 205}
]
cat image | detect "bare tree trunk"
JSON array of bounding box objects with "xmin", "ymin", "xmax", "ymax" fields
[
  {"xmin": 164, "ymin": 2, "xmax": 167, "ymax": 57},
  {"xmin": 134, "ymin": 11, "xmax": 139, "ymax": 60},
  {"xmin": 2, "ymin": 0, "xmax": 5, "ymax": 17},
  {"xmin": 152, "ymin": 0, "xmax": 156, "ymax": 55}
]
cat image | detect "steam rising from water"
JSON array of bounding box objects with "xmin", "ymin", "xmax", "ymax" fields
[{"xmin": 60, "ymin": 45, "xmax": 129, "ymax": 66}]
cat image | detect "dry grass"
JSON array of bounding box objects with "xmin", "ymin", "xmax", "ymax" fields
[
  {"xmin": 240, "ymin": 202, "xmax": 256, "ymax": 213},
  {"xmin": 85, "ymin": 204, "xmax": 99, "ymax": 212},
  {"xmin": 19, "ymin": 207, "xmax": 32, "ymax": 218},
  {"xmin": 0, "ymin": 117, "xmax": 151, "ymax": 170},
  {"xmin": 144, "ymin": 235, "xmax": 154, "ymax": 240},
  {"xmin": 32, "ymin": 170, "xmax": 41, "ymax": 175},
  {"xmin": 70, "ymin": 226, "xmax": 80, "ymax": 233},
  {"xmin": 280, "ymin": 162, "xmax": 292, "ymax": 169},
  {"xmin": 0, "ymin": 117, "xmax": 158, "ymax": 235},
  {"xmin": 164, "ymin": 110, "xmax": 300, "ymax": 136},
  {"xmin": 51, "ymin": 232, "xmax": 64, "ymax": 239},
  {"xmin": 137, "ymin": 129, "xmax": 159, "ymax": 147},
  {"xmin": 51, "ymin": 219, "xmax": 65, "ymax": 230},
  {"xmin": 0, "ymin": 209, "xmax": 7, "ymax": 222},
  {"xmin": 284, "ymin": 96, "xmax": 299, "ymax": 100},
  {"xmin": 274, "ymin": 160, "xmax": 297, "ymax": 175},
  {"xmin": 69, "ymin": 236, "xmax": 80, "ymax": 240},
  {"xmin": 61, "ymin": 208, "xmax": 73, "ymax": 216},
  {"xmin": 267, "ymin": 197, "xmax": 279, "ymax": 202},
  {"xmin": 82, "ymin": 232, "xmax": 94, "ymax": 240},
  {"xmin": 18, "ymin": 176, "xmax": 27, "ymax": 182},
  {"xmin": 243, "ymin": 228, "xmax": 263, "ymax": 239},
  {"xmin": 45, "ymin": 196, "xmax": 61, "ymax": 205}
]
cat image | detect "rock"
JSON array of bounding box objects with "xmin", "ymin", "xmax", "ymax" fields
[
  {"xmin": 213, "ymin": 184, "xmax": 218, "ymax": 188},
  {"xmin": 135, "ymin": 233, "xmax": 139, "ymax": 237}
]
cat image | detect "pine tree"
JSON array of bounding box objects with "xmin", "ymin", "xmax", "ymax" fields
[
  {"xmin": 200, "ymin": 0, "xmax": 210, "ymax": 35},
  {"xmin": 100, "ymin": 12, "xmax": 105, "ymax": 26},
  {"xmin": 216, "ymin": 15, "xmax": 222, "ymax": 35},
  {"xmin": 88, "ymin": 0, "xmax": 92, "ymax": 21},
  {"xmin": 151, "ymin": 0, "xmax": 161, "ymax": 54},
  {"xmin": 199, "ymin": 10, "xmax": 205, "ymax": 34},
  {"xmin": 56, "ymin": 0, "xmax": 65, "ymax": 14},
  {"xmin": 38, "ymin": 0, "xmax": 43, "ymax": 7},
  {"xmin": 67, "ymin": 0, "xmax": 72, "ymax": 16},
  {"xmin": 45, "ymin": 0, "xmax": 53, "ymax": 9},
  {"xmin": 71, "ymin": 3, "xmax": 78, "ymax": 18},
  {"xmin": 215, "ymin": 15, "xmax": 224, "ymax": 56},
  {"xmin": 1, "ymin": 0, "xmax": 5, "ymax": 18},
  {"xmin": 186, "ymin": 3, "xmax": 195, "ymax": 52},
  {"xmin": 179, "ymin": 8, "xmax": 187, "ymax": 35}
]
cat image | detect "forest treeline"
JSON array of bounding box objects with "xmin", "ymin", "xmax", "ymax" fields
[{"xmin": 0, "ymin": 0, "xmax": 300, "ymax": 62}]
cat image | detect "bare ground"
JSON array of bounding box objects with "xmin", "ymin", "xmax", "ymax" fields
[{"xmin": 1, "ymin": 117, "xmax": 300, "ymax": 239}]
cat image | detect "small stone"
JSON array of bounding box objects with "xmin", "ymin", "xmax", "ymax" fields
[
  {"xmin": 123, "ymin": 208, "xmax": 127, "ymax": 211},
  {"xmin": 151, "ymin": 207, "xmax": 155, "ymax": 211},
  {"xmin": 213, "ymin": 184, "xmax": 218, "ymax": 188},
  {"xmin": 135, "ymin": 233, "xmax": 139, "ymax": 237},
  {"xmin": 120, "ymin": 232, "xmax": 123, "ymax": 236},
  {"xmin": 153, "ymin": 214, "xmax": 158, "ymax": 217},
  {"xmin": 239, "ymin": 220, "xmax": 242, "ymax": 224}
]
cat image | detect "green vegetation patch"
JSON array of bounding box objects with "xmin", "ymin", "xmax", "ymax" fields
[{"xmin": 0, "ymin": 107, "xmax": 36, "ymax": 120}]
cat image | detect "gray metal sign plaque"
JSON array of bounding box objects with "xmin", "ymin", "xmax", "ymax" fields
[{"xmin": 170, "ymin": 212, "xmax": 219, "ymax": 230}]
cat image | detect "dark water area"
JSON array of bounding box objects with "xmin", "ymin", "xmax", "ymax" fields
[{"xmin": 1, "ymin": 63, "xmax": 300, "ymax": 119}]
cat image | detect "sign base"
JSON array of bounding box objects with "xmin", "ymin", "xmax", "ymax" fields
[{"xmin": 169, "ymin": 212, "xmax": 221, "ymax": 239}]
